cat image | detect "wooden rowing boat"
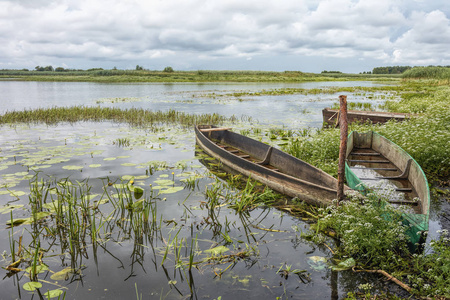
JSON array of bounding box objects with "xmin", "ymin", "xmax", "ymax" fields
[
  {"xmin": 345, "ymin": 131, "xmax": 430, "ymax": 248},
  {"xmin": 323, "ymin": 108, "xmax": 410, "ymax": 127},
  {"xmin": 195, "ymin": 125, "xmax": 350, "ymax": 207}
]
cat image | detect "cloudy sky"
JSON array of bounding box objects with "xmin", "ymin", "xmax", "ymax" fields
[{"xmin": 1, "ymin": 0, "xmax": 449, "ymax": 73}]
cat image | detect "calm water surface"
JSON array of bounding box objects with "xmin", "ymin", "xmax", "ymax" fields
[{"xmin": 0, "ymin": 81, "xmax": 419, "ymax": 299}]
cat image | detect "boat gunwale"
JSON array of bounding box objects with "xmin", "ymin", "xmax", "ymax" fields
[
  {"xmin": 195, "ymin": 125, "xmax": 343, "ymax": 206},
  {"xmin": 345, "ymin": 130, "xmax": 430, "ymax": 223}
]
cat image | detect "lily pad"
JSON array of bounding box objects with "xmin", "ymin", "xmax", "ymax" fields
[
  {"xmin": 0, "ymin": 204, "xmax": 24, "ymax": 214},
  {"xmin": 103, "ymin": 157, "xmax": 117, "ymax": 161},
  {"xmin": 89, "ymin": 164, "xmax": 102, "ymax": 168},
  {"xmin": 23, "ymin": 281, "xmax": 42, "ymax": 291},
  {"xmin": 159, "ymin": 186, "xmax": 184, "ymax": 194},
  {"xmin": 26, "ymin": 264, "xmax": 49, "ymax": 275},
  {"xmin": 121, "ymin": 163, "xmax": 137, "ymax": 167},
  {"xmin": 50, "ymin": 267, "xmax": 75, "ymax": 280},
  {"xmin": 205, "ymin": 245, "xmax": 229, "ymax": 256},
  {"xmin": 307, "ymin": 256, "xmax": 328, "ymax": 271},
  {"xmin": 153, "ymin": 179, "xmax": 174, "ymax": 186},
  {"xmin": 44, "ymin": 289, "xmax": 64, "ymax": 299},
  {"xmin": 133, "ymin": 187, "xmax": 144, "ymax": 199},
  {"xmin": 331, "ymin": 258, "xmax": 356, "ymax": 271},
  {"xmin": 62, "ymin": 165, "xmax": 83, "ymax": 171}
]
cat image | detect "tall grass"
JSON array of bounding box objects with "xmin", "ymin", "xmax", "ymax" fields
[
  {"xmin": 402, "ymin": 66, "xmax": 450, "ymax": 80},
  {"xmin": 0, "ymin": 106, "xmax": 235, "ymax": 128},
  {"xmin": 283, "ymin": 83, "xmax": 450, "ymax": 179}
]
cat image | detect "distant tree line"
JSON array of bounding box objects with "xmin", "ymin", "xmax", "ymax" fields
[
  {"xmin": 372, "ymin": 66, "xmax": 412, "ymax": 74},
  {"xmin": 321, "ymin": 70, "xmax": 342, "ymax": 74}
]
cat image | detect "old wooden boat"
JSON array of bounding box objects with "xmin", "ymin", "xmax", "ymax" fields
[
  {"xmin": 345, "ymin": 131, "xmax": 430, "ymax": 247},
  {"xmin": 195, "ymin": 125, "xmax": 350, "ymax": 207},
  {"xmin": 323, "ymin": 108, "xmax": 410, "ymax": 127}
]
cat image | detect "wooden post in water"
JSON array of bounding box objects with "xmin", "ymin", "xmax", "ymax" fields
[{"xmin": 337, "ymin": 95, "xmax": 348, "ymax": 205}]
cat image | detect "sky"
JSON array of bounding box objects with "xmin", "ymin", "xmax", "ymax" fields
[{"xmin": 0, "ymin": 0, "xmax": 449, "ymax": 73}]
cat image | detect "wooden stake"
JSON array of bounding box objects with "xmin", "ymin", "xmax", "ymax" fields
[{"xmin": 337, "ymin": 95, "xmax": 348, "ymax": 204}]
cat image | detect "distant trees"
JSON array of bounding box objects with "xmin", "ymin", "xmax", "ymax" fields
[
  {"xmin": 372, "ymin": 66, "xmax": 411, "ymax": 74},
  {"xmin": 163, "ymin": 66, "xmax": 174, "ymax": 73},
  {"xmin": 35, "ymin": 65, "xmax": 54, "ymax": 71},
  {"xmin": 321, "ymin": 70, "xmax": 342, "ymax": 74},
  {"xmin": 136, "ymin": 65, "xmax": 144, "ymax": 70}
]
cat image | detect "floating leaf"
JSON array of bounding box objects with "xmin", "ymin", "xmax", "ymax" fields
[
  {"xmin": 331, "ymin": 258, "xmax": 356, "ymax": 271},
  {"xmin": 153, "ymin": 179, "xmax": 174, "ymax": 186},
  {"xmin": 159, "ymin": 174, "xmax": 169, "ymax": 178},
  {"xmin": 9, "ymin": 190, "xmax": 27, "ymax": 197},
  {"xmin": 26, "ymin": 264, "xmax": 49, "ymax": 274},
  {"xmin": 134, "ymin": 187, "xmax": 144, "ymax": 199},
  {"xmin": 23, "ymin": 281, "xmax": 42, "ymax": 291},
  {"xmin": 121, "ymin": 163, "xmax": 136, "ymax": 167},
  {"xmin": 44, "ymin": 289, "xmax": 64, "ymax": 298},
  {"xmin": 89, "ymin": 164, "xmax": 102, "ymax": 168},
  {"xmin": 121, "ymin": 175, "xmax": 134, "ymax": 180},
  {"xmin": 103, "ymin": 157, "xmax": 117, "ymax": 161},
  {"xmin": 0, "ymin": 204, "xmax": 24, "ymax": 214},
  {"xmin": 307, "ymin": 256, "xmax": 328, "ymax": 271},
  {"xmin": 50, "ymin": 267, "xmax": 74, "ymax": 280},
  {"xmin": 205, "ymin": 246, "xmax": 229, "ymax": 256},
  {"xmin": 62, "ymin": 165, "xmax": 83, "ymax": 171},
  {"xmin": 159, "ymin": 186, "xmax": 184, "ymax": 194}
]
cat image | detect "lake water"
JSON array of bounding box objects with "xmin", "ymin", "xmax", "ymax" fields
[{"xmin": 0, "ymin": 81, "xmax": 414, "ymax": 299}]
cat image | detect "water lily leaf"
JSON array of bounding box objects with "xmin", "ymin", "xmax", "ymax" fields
[
  {"xmin": 307, "ymin": 256, "xmax": 328, "ymax": 271},
  {"xmin": 0, "ymin": 204, "xmax": 24, "ymax": 214},
  {"xmin": 112, "ymin": 183, "xmax": 127, "ymax": 189},
  {"xmin": 23, "ymin": 281, "xmax": 42, "ymax": 291},
  {"xmin": 6, "ymin": 218, "xmax": 28, "ymax": 226},
  {"xmin": 205, "ymin": 246, "xmax": 229, "ymax": 256},
  {"xmin": 14, "ymin": 171, "xmax": 29, "ymax": 176},
  {"xmin": 103, "ymin": 157, "xmax": 117, "ymax": 161},
  {"xmin": 121, "ymin": 175, "xmax": 134, "ymax": 181},
  {"xmin": 62, "ymin": 165, "xmax": 83, "ymax": 171},
  {"xmin": 50, "ymin": 267, "xmax": 74, "ymax": 280},
  {"xmin": 7, "ymin": 211, "xmax": 51, "ymax": 226},
  {"xmin": 117, "ymin": 155, "xmax": 131, "ymax": 159},
  {"xmin": 133, "ymin": 187, "xmax": 144, "ymax": 199},
  {"xmin": 159, "ymin": 186, "xmax": 184, "ymax": 194},
  {"xmin": 331, "ymin": 258, "xmax": 356, "ymax": 271},
  {"xmin": 134, "ymin": 175, "xmax": 149, "ymax": 180},
  {"xmin": 153, "ymin": 179, "xmax": 174, "ymax": 186},
  {"xmin": 121, "ymin": 163, "xmax": 136, "ymax": 167},
  {"xmin": 7, "ymin": 190, "xmax": 27, "ymax": 197},
  {"xmin": 89, "ymin": 164, "xmax": 102, "ymax": 168},
  {"xmin": 159, "ymin": 174, "xmax": 169, "ymax": 178},
  {"xmin": 44, "ymin": 289, "xmax": 64, "ymax": 298},
  {"xmin": 95, "ymin": 199, "xmax": 109, "ymax": 205},
  {"xmin": 26, "ymin": 264, "xmax": 49, "ymax": 274}
]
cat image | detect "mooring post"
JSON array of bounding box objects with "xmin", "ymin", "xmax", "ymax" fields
[{"xmin": 337, "ymin": 95, "xmax": 348, "ymax": 205}]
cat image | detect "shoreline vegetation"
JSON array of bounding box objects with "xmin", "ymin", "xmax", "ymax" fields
[
  {"xmin": 0, "ymin": 66, "xmax": 449, "ymax": 83},
  {"xmin": 0, "ymin": 66, "xmax": 449, "ymax": 298}
]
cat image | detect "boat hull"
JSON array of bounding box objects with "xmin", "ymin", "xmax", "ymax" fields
[
  {"xmin": 323, "ymin": 108, "xmax": 410, "ymax": 127},
  {"xmin": 345, "ymin": 131, "xmax": 430, "ymax": 249},
  {"xmin": 195, "ymin": 125, "xmax": 347, "ymax": 207}
]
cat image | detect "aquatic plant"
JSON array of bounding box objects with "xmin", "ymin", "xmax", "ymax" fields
[{"xmin": 0, "ymin": 106, "xmax": 235, "ymax": 128}]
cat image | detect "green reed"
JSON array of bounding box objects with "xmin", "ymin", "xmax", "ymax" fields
[{"xmin": 0, "ymin": 106, "xmax": 236, "ymax": 128}]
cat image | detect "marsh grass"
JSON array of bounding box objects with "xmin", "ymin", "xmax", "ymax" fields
[
  {"xmin": 0, "ymin": 69, "xmax": 400, "ymax": 83},
  {"xmin": 0, "ymin": 106, "xmax": 236, "ymax": 128}
]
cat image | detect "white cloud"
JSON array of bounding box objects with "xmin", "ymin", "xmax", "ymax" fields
[{"xmin": 0, "ymin": 0, "xmax": 449, "ymax": 71}]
